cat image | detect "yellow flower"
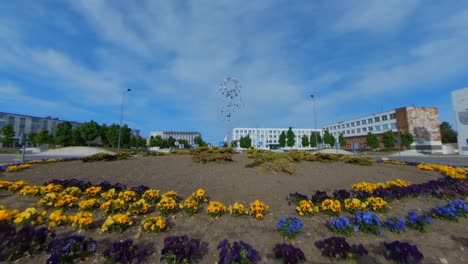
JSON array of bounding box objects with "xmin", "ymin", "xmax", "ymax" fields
[{"xmin": 206, "ymin": 201, "xmax": 227, "ymax": 217}]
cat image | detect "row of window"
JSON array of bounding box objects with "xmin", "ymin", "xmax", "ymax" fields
[
  {"xmin": 331, "ymin": 123, "xmax": 397, "ymax": 136},
  {"xmin": 325, "ymin": 113, "xmax": 396, "ymax": 131}
]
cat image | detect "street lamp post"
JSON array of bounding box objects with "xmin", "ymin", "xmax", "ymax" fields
[
  {"xmin": 117, "ymin": 88, "xmax": 132, "ymax": 152},
  {"xmin": 310, "ymin": 95, "xmax": 319, "ymax": 150}
]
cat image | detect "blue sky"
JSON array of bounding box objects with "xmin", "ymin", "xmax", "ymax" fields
[{"xmin": 1, "ymin": 0, "xmax": 467, "ymax": 144}]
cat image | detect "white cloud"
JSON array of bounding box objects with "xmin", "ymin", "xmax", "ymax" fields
[{"xmin": 335, "ymin": 0, "xmax": 421, "ymax": 34}]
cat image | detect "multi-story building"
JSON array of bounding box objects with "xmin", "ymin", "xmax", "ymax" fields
[
  {"xmin": 232, "ymin": 128, "xmax": 322, "ymax": 149},
  {"xmin": 452, "ymin": 88, "xmax": 468, "ymax": 155},
  {"xmin": 323, "ymin": 106, "xmax": 442, "ymax": 153},
  {"xmin": 0, "ymin": 112, "xmax": 81, "ymax": 147},
  {"xmin": 148, "ymin": 131, "xmax": 201, "ymax": 145}
]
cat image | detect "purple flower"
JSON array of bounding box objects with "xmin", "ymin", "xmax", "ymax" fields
[
  {"xmin": 384, "ymin": 240, "xmax": 423, "ymax": 264},
  {"xmin": 274, "ymin": 243, "xmax": 306, "ymax": 264}
]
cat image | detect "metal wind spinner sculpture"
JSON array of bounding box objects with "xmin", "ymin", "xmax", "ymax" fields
[{"xmin": 219, "ymin": 77, "xmax": 242, "ymax": 147}]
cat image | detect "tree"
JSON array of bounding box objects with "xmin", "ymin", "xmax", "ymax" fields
[
  {"xmin": 323, "ymin": 130, "xmax": 335, "ymax": 147},
  {"xmin": 286, "ymin": 127, "xmax": 295, "ymax": 147},
  {"xmin": 401, "ymin": 132, "xmax": 414, "ymax": 149},
  {"xmin": 55, "ymin": 121, "xmax": 72, "ymax": 146},
  {"xmin": 382, "ymin": 130, "xmax": 396, "ymax": 149},
  {"xmin": 106, "ymin": 124, "xmax": 120, "ymax": 148},
  {"xmin": 71, "ymin": 127, "xmax": 85, "ymax": 146},
  {"xmin": 79, "ymin": 120, "xmax": 100, "ymax": 145},
  {"xmin": 239, "ymin": 135, "xmax": 252, "ymax": 148},
  {"xmin": 178, "ymin": 139, "xmax": 189, "ymax": 149},
  {"xmin": 194, "ymin": 136, "xmax": 207, "ymax": 147},
  {"xmin": 121, "ymin": 125, "xmax": 132, "ymax": 148},
  {"xmin": 301, "ymin": 135, "xmax": 309, "ymax": 148},
  {"xmin": 165, "ymin": 136, "xmax": 176, "ymax": 148},
  {"xmin": 0, "ymin": 124, "xmax": 15, "ymax": 147},
  {"xmin": 28, "ymin": 132, "xmax": 38, "ymax": 147},
  {"xmin": 309, "ymin": 132, "xmax": 323, "ymax": 148},
  {"xmin": 338, "ymin": 133, "xmax": 346, "ymax": 148},
  {"xmin": 366, "ymin": 132, "xmax": 380, "ymax": 149},
  {"xmin": 36, "ymin": 130, "xmax": 50, "ymax": 145},
  {"xmin": 440, "ymin": 122, "xmax": 457, "ymax": 143},
  {"xmin": 150, "ymin": 135, "xmax": 165, "ymax": 148},
  {"xmin": 100, "ymin": 124, "xmax": 109, "ymax": 146},
  {"xmin": 279, "ymin": 131, "xmax": 286, "ymax": 148}
]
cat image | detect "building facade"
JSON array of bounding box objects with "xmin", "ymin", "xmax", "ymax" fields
[
  {"xmin": 148, "ymin": 131, "xmax": 201, "ymax": 145},
  {"xmin": 232, "ymin": 128, "xmax": 322, "ymax": 149},
  {"xmin": 322, "ymin": 106, "xmax": 442, "ymax": 153},
  {"xmin": 0, "ymin": 112, "xmax": 81, "ymax": 147},
  {"xmin": 452, "ymin": 88, "xmax": 468, "ymax": 155}
]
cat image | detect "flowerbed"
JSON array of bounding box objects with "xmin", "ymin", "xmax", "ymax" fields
[{"xmin": 0, "ymin": 157, "xmax": 467, "ymax": 263}]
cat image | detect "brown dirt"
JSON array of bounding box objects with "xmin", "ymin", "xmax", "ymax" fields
[{"xmin": 1, "ymin": 154, "xmax": 467, "ymax": 263}]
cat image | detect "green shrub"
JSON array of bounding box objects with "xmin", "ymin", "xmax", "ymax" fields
[
  {"xmin": 340, "ymin": 156, "xmax": 376, "ymax": 166},
  {"xmin": 145, "ymin": 151, "xmax": 166, "ymax": 156},
  {"xmin": 245, "ymin": 150, "xmax": 292, "ymax": 168},
  {"xmin": 287, "ymin": 150, "xmax": 316, "ymax": 161},
  {"xmin": 260, "ymin": 158, "xmax": 296, "ymax": 175},
  {"xmin": 80, "ymin": 152, "xmax": 117, "ymax": 162},
  {"xmin": 192, "ymin": 147, "xmax": 234, "ymax": 163},
  {"xmin": 314, "ymin": 153, "xmax": 344, "ymax": 163}
]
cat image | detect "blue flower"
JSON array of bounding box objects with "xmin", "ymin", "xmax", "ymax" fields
[{"xmin": 408, "ymin": 211, "xmax": 418, "ymax": 224}]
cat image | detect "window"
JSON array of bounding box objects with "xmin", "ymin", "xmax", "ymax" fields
[
  {"xmin": 351, "ymin": 129, "xmax": 355, "ymax": 134},
  {"xmin": 351, "ymin": 122, "xmax": 355, "ymax": 127},
  {"xmin": 362, "ymin": 120, "xmax": 367, "ymax": 125},
  {"xmin": 356, "ymin": 121, "xmax": 361, "ymax": 126},
  {"xmin": 382, "ymin": 115, "xmax": 388, "ymax": 121},
  {"xmin": 375, "ymin": 125, "xmax": 381, "ymax": 131},
  {"xmin": 362, "ymin": 127, "xmax": 367, "ymax": 132},
  {"xmin": 368, "ymin": 126, "xmax": 373, "ymax": 131},
  {"xmin": 341, "ymin": 124, "xmax": 345, "ymax": 129},
  {"xmin": 374, "ymin": 116, "xmax": 380, "ymax": 122},
  {"xmin": 346, "ymin": 123, "xmax": 350, "ymax": 128},
  {"xmin": 382, "ymin": 124, "xmax": 388, "ymax": 130},
  {"xmin": 390, "ymin": 113, "xmax": 396, "ymax": 119},
  {"xmin": 347, "ymin": 130, "xmax": 350, "ymax": 134},
  {"xmin": 368, "ymin": 118, "xmax": 373, "ymax": 124},
  {"xmin": 357, "ymin": 128, "xmax": 361, "ymax": 133},
  {"xmin": 391, "ymin": 123, "xmax": 397, "ymax": 129}
]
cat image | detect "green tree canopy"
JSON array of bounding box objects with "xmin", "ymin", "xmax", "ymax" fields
[
  {"xmin": 151, "ymin": 135, "xmax": 165, "ymax": 148},
  {"xmin": 401, "ymin": 132, "xmax": 414, "ymax": 149},
  {"xmin": 366, "ymin": 132, "xmax": 380, "ymax": 149},
  {"xmin": 0, "ymin": 124, "xmax": 15, "ymax": 147},
  {"xmin": 28, "ymin": 132, "xmax": 38, "ymax": 146},
  {"xmin": 338, "ymin": 133, "xmax": 346, "ymax": 148},
  {"xmin": 323, "ymin": 130, "xmax": 335, "ymax": 147},
  {"xmin": 239, "ymin": 134, "xmax": 252, "ymax": 148},
  {"xmin": 55, "ymin": 121, "xmax": 72, "ymax": 146},
  {"xmin": 440, "ymin": 121, "xmax": 457, "ymax": 143},
  {"xmin": 165, "ymin": 136, "xmax": 176, "ymax": 148},
  {"xmin": 121, "ymin": 124, "xmax": 132, "ymax": 148},
  {"xmin": 106, "ymin": 124, "xmax": 120, "ymax": 148},
  {"xmin": 286, "ymin": 127, "xmax": 295, "ymax": 147},
  {"xmin": 100, "ymin": 124, "xmax": 109, "ymax": 146},
  {"xmin": 194, "ymin": 136, "xmax": 207, "ymax": 147},
  {"xmin": 309, "ymin": 132, "xmax": 322, "ymax": 148},
  {"xmin": 301, "ymin": 135, "xmax": 309, "ymax": 147},
  {"xmin": 79, "ymin": 120, "xmax": 100, "ymax": 145},
  {"xmin": 279, "ymin": 131, "xmax": 286, "ymax": 148},
  {"xmin": 382, "ymin": 130, "xmax": 396, "ymax": 149},
  {"xmin": 36, "ymin": 130, "xmax": 50, "ymax": 145},
  {"xmin": 71, "ymin": 127, "xmax": 85, "ymax": 146}
]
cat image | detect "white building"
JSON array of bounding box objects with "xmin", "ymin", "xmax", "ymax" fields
[
  {"xmin": 323, "ymin": 106, "xmax": 443, "ymax": 153},
  {"xmin": 148, "ymin": 131, "xmax": 201, "ymax": 145},
  {"xmin": 232, "ymin": 128, "xmax": 322, "ymax": 149},
  {"xmin": 0, "ymin": 112, "xmax": 81, "ymax": 147},
  {"xmin": 323, "ymin": 110, "xmax": 398, "ymax": 141},
  {"xmin": 452, "ymin": 88, "xmax": 468, "ymax": 155}
]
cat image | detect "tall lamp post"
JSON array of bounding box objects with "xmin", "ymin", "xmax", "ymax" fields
[
  {"xmin": 310, "ymin": 94, "xmax": 319, "ymax": 150},
  {"xmin": 117, "ymin": 88, "xmax": 132, "ymax": 152}
]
